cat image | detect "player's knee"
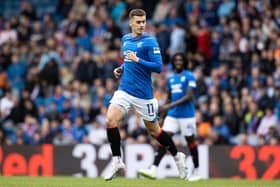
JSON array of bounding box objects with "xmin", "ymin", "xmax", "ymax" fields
[
  {"xmin": 146, "ymin": 127, "xmax": 159, "ymax": 137},
  {"xmin": 148, "ymin": 130, "xmax": 158, "ymax": 137},
  {"xmin": 144, "ymin": 121, "xmax": 161, "ymax": 137},
  {"xmin": 105, "ymin": 114, "xmax": 120, "ymax": 127}
]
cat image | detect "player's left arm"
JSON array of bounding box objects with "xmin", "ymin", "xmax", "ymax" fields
[{"xmin": 126, "ymin": 38, "xmax": 162, "ymax": 73}]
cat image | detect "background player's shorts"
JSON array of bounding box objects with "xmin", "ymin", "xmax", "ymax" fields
[
  {"xmin": 162, "ymin": 116, "xmax": 196, "ymax": 136},
  {"xmin": 110, "ymin": 90, "xmax": 158, "ymax": 122}
]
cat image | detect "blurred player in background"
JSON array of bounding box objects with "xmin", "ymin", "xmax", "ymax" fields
[
  {"xmin": 104, "ymin": 9, "xmax": 187, "ymax": 181},
  {"xmin": 138, "ymin": 52, "xmax": 201, "ymax": 181}
]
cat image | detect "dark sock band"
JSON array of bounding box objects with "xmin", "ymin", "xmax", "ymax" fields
[
  {"xmin": 156, "ymin": 129, "xmax": 177, "ymax": 156},
  {"xmin": 153, "ymin": 146, "xmax": 167, "ymax": 166},
  {"xmin": 107, "ymin": 126, "xmax": 121, "ymax": 156},
  {"xmin": 188, "ymin": 142, "xmax": 199, "ymax": 168}
]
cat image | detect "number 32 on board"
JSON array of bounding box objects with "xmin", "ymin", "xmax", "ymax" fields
[{"xmin": 230, "ymin": 146, "xmax": 280, "ymax": 179}]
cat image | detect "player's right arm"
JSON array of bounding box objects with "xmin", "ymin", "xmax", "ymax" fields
[{"xmin": 165, "ymin": 89, "xmax": 194, "ymax": 109}]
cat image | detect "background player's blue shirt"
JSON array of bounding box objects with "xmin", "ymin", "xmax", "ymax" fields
[
  {"xmin": 166, "ymin": 70, "xmax": 196, "ymax": 118},
  {"xmin": 119, "ymin": 33, "xmax": 162, "ymax": 99}
]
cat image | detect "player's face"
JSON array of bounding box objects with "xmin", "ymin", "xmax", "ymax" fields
[
  {"xmin": 173, "ymin": 56, "xmax": 184, "ymax": 72},
  {"xmin": 129, "ymin": 16, "xmax": 146, "ymax": 36}
]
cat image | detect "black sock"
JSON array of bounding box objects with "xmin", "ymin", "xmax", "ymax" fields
[
  {"xmin": 188, "ymin": 142, "xmax": 199, "ymax": 168},
  {"xmin": 107, "ymin": 126, "xmax": 121, "ymax": 156},
  {"xmin": 153, "ymin": 146, "xmax": 167, "ymax": 166},
  {"xmin": 156, "ymin": 129, "xmax": 177, "ymax": 156}
]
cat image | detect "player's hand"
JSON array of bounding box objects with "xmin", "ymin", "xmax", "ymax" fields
[
  {"xmin": 126, "ymin": 51, "xmax": 139, "ymax": 63},
  {"xmin": 114, "ymin": 66, "xmax": 123, "ymax": 78},
  {"xmin": 159, "ymin": 104, "xmax": 171, "ymax": 113}
]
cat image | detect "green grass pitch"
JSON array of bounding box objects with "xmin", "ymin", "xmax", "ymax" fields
[{"xmin": 0, "ymin": 177, "xmax": 279, "ymax": 187}]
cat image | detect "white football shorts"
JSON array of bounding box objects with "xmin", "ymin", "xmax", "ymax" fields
[
  {"xmin": 110, "ymin": 90, "xmax": 158, "ymax": 122},
  {"xmin": 162, "ymin": 116, "xmax": 196, "ymax": 136}
]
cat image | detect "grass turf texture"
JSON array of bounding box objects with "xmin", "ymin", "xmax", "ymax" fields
[{"xmin": 0, "ymin": 177, "xmax": 279, "ymax": 187}]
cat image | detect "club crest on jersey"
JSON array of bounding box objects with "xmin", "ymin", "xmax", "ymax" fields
[
  {"xmin": 180, "ymin": 76, "xmax": 186, "ymax": 82},
  {"xmin": 153, "ymin": 47, "xmax": 160, "ymax": 54},
  {"xmin": 137, "ymin": 42, "xmax": 143, "ymax": 48}
]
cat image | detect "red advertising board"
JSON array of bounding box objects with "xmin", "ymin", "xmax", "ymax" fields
[
  {"xmin": 209, "ymin": 146, "xmax": 280, "ymax": 180},
  {"xmin": 0, "ymin": 144, "xmax": 279, "ymax": 179}
]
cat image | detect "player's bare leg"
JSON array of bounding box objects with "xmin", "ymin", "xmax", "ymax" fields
[
  {"xmin": 104, "ymin": 104, "xmax": 126, "ymax": 181},
  {"xmin": 142, "ymin": 120, "xmax": 187, "ymax": 179}
]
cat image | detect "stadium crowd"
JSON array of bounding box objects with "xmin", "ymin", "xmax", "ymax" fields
[{"xmin": 0, "ymin": 0, "xmax": 280, "ymax": 146}]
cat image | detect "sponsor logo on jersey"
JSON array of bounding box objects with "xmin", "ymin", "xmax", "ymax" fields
[
  {"xmin": 171, "ymin": 83, "xmax": 183, "ymax": 93},
  {"xmin": 123, "ymin": 51, "xmax": 137, "ymax": 62},
  {"xmin": 153, "ymin": 47, "xmax": 160, "ymax": 54}
]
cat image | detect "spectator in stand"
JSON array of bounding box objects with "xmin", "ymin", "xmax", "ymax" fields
[
  {"xmin": 0, "ymin": 67, "xmax": 9, "ymax": 97},
  {"xmin": 87, "ymin": 119, "xmax": 107, "ymax": 145},
  {"xmin": 223, "ymin": 100, "xmax": 240, "ymax": 144},
  {"xmin": 0, "ymin": 89, "xmax": 15, "ymax": 119},
  {"xmin": 61, "ymin": 118, "xmax": 75, "ymax": 144},
  {"xmin": 0, "ymin": 22, "xmax": 17, "ymax": 45},
  {"xmin": 10, "ymin": 127, "xmax": 31, "ymax": 145},
  {"xmin": 53, "ymin": 129, "xmax": 71, "ymax": 145},
  {"xmin": 72, "ymin": 116, "xmax": 88, "ymax": 143},
  {"xmin": 257, "ymin": 105, "xmax": 277, "ymax": 137},
  {"xmin": 169, "ymin": 22, "xmax": 186, "ymax": 57},
  {"xmin": 76, "ymin": 26, "xmax": 92, "ymax": 52},
  {"xmin": 152, "ymin": 0, "xmax": 172, "ymax": 23},
  {"xmin": 21, "ymin": 1, "xmax": 37, "ymax": 21},
  {"xmin": 75, "ymin": 51, "xmax": 98, "ymax": 84},
  {"xmin": 71, "ymin": 0, "xmax": 88, "ymax": 21},
  {"xmin": 217, "ymin": 0, "xmax": 235, "ymax": 18},
  {"xmin": 210, "ymin": 114, "xmax": 231, "ymax": 144},
  {"xmin": 7, "ymin": 54, "xmax": 27, "ymax": 97}
]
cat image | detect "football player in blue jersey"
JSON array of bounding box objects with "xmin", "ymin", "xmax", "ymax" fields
[
  {"xmin": 138, "ymin": 52, "xmax": 202, "ymax": 181},
  {"xmin": 104, "ymin": 9, "xmax": 187, "ymax": 181}
]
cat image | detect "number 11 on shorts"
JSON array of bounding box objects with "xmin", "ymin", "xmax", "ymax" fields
[{"xmin": 146, "ymin": 103, "xmax": 154, "ymax": 116}]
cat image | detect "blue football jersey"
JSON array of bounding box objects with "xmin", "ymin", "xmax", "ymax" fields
[
  {"xmin": 166, "ymin": 70, "xmax": 196, "ymax": 118},
  {"xmin": 118, "ymin": 33, "xmax": 162, "ymax": 99}
]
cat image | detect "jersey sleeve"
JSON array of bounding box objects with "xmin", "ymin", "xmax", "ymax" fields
[
  {"xmin": 138, "ymin": 37, "xmax": 162, "ymax": 73},
  {"xmin": 187, "ymin": 72, "xmax": 197, "ymax": 89}
]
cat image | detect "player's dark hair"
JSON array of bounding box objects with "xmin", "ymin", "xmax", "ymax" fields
[
  {"xmin": 129, "ymin": 9, "xmax": 146, "ymax": 19},
  {"xmin": 171, "ymin": 52, "xmax": 188, "ymax": 70}
]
